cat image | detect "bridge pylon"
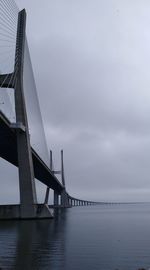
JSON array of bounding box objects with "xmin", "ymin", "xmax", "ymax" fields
[
  {"xmin": 60, "ymin": 150, "xmax": 70, "ymax": 207},
  {"xmin": 0, "ymin": 9, "xmax": 53, "ymax": 219},
  {"xmin": 14, "ymin": 9, "xmax": 37, "ymax": 218}
]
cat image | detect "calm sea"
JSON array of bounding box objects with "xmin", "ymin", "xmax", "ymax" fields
[{"xmin": 0, "ymin": 204, "xmax": 150, "ymax": 270}]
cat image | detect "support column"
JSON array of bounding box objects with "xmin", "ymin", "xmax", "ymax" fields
[
  {"xmin": 61, "ymin": 150, "xmax": 65, "ymax": 186},
  {"xmin": 15, "ymin": 10, "xmax": 37, "ymax": 218},
  {"xmin": 70, "ymin": 199, "xmax": 72, "ymax": 206},
  {"xmin": 61, "ymin": 189, "xmax": 69, "ymax": 207},
  {"xmin": 69, "ymin": 198, "xmax": 71, "ymax": 206},
  {"xmin": 44, "ymin": 188, "xmax": 50, "ymax": 205},
  {"xmin": 54, "ymin": 190, "xmax": 59, "ymax": 206},
  {"xmin": 44, "ymin": 150, "xmax": 52, "ymax": 205},
  {"xmin": 60, "ymin": 150, "xmax": 69, "ymax": 207}
]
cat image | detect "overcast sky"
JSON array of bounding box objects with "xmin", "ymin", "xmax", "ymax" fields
[{"xmin": 1, "ymin": 0, "xmax": 150, "ymax": 203}]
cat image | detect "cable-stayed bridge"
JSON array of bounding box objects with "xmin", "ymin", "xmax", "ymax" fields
[{"xmin": 0, "ymin": 0, "xmax": 100, "ymax": 219}]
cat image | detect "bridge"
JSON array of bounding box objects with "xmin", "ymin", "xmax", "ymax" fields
[{"xmin": 0, "ymin": 0, "xmax": 100, "ymax": 219}]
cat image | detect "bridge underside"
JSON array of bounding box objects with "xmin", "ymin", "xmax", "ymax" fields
[{"xmin": 0, "ymin": 111, "xmax": 63, "ymax": 194}]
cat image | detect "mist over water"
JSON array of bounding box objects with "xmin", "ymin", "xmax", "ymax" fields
[{"xmin": 0, "ymin": 204, "xmax": 150, "ymax": 270}]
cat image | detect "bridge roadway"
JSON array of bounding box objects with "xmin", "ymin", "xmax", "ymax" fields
[
  {"xmin": 0, "ymin": 110, "xmax": 63, "ymax": 194},
  {"xmin": 0, "ymin": 109, "xmax": 101, "ymax": 212}
]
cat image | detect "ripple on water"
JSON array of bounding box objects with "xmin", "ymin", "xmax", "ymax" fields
[{"xmin": 0, "ymin": 205, "xmax": 150, "ymax": 270}]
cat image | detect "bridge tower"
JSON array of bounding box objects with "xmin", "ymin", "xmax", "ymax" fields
[
  {"xmin": 0, "ymin": 9, "xmax": 53, "ymax": 219},
  {"xmin": 14, "ymin": 9, "xmax": 37, "ymax": 218},
  {"xmin": 60, "ymin": 150, "xmax": 70, "ymax": 207}
]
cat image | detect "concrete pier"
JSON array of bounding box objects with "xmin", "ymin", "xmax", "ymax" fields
[
  {"xmin": 0, "ymin": 204, "xmax": 54, "ymax": 220},
  {"xmin": 54, "ymin": 190, "xmax": 59, "ymax": 206}
]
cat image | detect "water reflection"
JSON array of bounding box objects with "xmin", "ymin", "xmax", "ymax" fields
[
  {"xmin": 0, "ymin": 209, "xmax": 68, "ymax": 270},
  {"xmin": 0, "ymin": 205, "xmax": 150, "ymax": 270}
]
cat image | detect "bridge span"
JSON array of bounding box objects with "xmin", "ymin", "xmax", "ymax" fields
[{"xmin": 0, "ymin": 109, "xmax": 100, "ymax": 210}]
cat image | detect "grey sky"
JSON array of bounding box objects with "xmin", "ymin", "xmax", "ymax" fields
[{"xmin": 1, "ymin": 0, "xmax": 150, "ymax": 203}]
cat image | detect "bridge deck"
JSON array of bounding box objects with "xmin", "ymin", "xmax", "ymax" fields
[{"xmin": 0, "ymin": 111, "xmax": 63, "ymax": 194}]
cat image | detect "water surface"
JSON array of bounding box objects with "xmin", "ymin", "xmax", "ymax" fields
[{"xmin": 0, "ymin": 204, "xmax": 150, "ymax": 270}]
